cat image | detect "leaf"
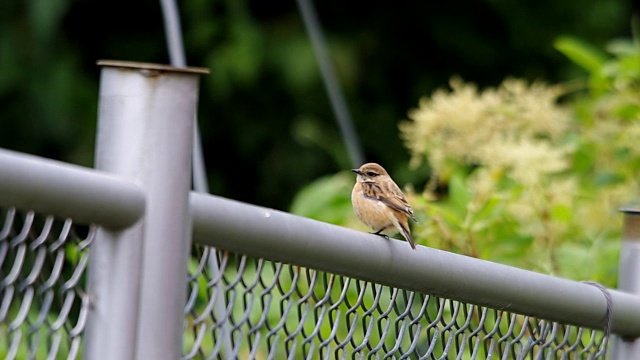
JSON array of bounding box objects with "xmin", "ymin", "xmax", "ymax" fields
[
  {"xmin": 469, "ymin": 196, "xmax": 503, "ymax": 232},
  {"xmin": 289, "ymin": 172, "xmax": 354, "ymax": 224},
  {"xmin": 428, "ymin": 203, "xmax": 465, "ymax": 230},
  {"xmin": 554, "ymin": 36, "xmax": 608, "ymax": 74},
  {"xmin": 448, "ymin": 172, "xmax": 472, "ymax": 213},
  {"xmin": 614, "ymin": 103, "xmax": 640, "ymax": 121},
  {"xmin": 606, "ymin": 39, "xmax": 640, "ymax": 57},
  {"xmin": 594, "ymin": 172, "xmax": 625, "ymax": 187},
  {"xmin": 550, "ymin": 204, "xmax": 572, "ymax": 223}
]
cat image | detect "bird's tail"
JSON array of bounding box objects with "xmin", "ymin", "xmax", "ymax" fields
[{"xmin": 399, "ymin": 223, "xmax": 416, "ymax": 250}]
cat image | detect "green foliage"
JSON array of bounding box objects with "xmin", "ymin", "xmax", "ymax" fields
[
  {"xmin": 555, "ymin": 34, "xmax": 640, "ymax": 97},
  {"xmin": 289, "ymin": 171, "xmax": 353, "ymax": 225},
  {"xmin": 555, "ymin": 36, "xmax": 608, "ymax": 73},
  {"xmin": 292, "ymin": 35, "xmax": 640, "ymax": 287},
  {"xmin": 4, "ymin": 0, "xmax": 633, "ymax": 210},
  {"xmin": 409, "ymin": 35, "xmax": 639, "ymax": 285},
  {"xmin": 408, "ymin": 44, "xmax": 639, "ymax": 285}
]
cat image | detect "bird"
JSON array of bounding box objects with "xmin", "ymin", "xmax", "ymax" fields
[{"xmin": 351, "ymin": 163, "xmax": 418, "ymax": 250}]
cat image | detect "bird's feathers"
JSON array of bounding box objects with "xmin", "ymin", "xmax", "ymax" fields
[
  {"xmin": 397, "ymin": 222, "xmax": 416, "ymax": 250},
  {"xmin": 361, "ymin": 181, "xmax": 417, "ymax": 222}
]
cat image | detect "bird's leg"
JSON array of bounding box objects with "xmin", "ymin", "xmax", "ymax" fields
[{"xmin": 371, "ymin": 229, "xmax": 390, "ymax": 239}]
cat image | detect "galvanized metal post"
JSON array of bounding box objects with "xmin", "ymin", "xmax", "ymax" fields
[
  {"xmin": 613, "ymin": 208, "xmax": 640, "ymax": 359},
  {"xmin": 83, "ymin": 60, "xmax": 208, "ymax": 360}
]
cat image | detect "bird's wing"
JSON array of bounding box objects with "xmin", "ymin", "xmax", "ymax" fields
[{"xmin": 363, "ymin": 182, "xmax": 418, "ymax": 222}]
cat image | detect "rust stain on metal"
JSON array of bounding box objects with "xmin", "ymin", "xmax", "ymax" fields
[{"xmin": 139, "ymin": 69, "xmax": 162, "ymax": 78}]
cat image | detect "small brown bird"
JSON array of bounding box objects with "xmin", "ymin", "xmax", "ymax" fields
[{"xmin": 351, "ymin": 163, "xmax": 418, "ymax": 250}]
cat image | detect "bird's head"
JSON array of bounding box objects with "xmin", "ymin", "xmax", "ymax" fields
[{"xmin": 351, "ymin": 163, "xmax": 389, "ymax": 183}]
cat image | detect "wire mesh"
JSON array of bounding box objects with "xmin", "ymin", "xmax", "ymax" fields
[
  {"xmin": 184, "ymin": 246, "xmax": 610, "ymax": 360},
  {"xmin": 0, "ymin": 205, "xmax": 612, "ymax": 359},
  {"xmin": 0, "ymin": 207, "xmax": 92, "ymax": 360}
]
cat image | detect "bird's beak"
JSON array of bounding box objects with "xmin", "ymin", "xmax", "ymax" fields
[{"xmin": 351, "ymin": 169, "xmax": 362, "ymax": 175}]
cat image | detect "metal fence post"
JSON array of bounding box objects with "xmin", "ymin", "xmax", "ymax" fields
[
  {"xmin": 613, "ymin": 208, "xmax": 640, "ymax": 359},
  {"xmin": 83, "ymin": 60, "xmax": 208, "ymax": 360}
]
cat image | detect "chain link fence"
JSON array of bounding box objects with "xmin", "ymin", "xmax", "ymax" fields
[
  {"xmin": 0, "ymin": 207, "xmax": 93, "ymax": 359},
  {"xmin": 184, "ymin": 246, "xmax": 609, "ymax": 359},
  {"xmin": 2, "ymin": 59, "xmax": 637, "ymax": 359},
  {"xmin": 0, "ymin": 206, "xmax": 615, "ymax": 359}
]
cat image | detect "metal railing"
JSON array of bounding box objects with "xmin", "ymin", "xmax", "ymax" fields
[{"xmin": 1, "ymin": 60, "xmax": 639, "ymax": 359}]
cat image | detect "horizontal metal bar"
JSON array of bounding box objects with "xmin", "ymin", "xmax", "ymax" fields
[
  {"xmin": 0, "ymin": 148, "xmax": 145, "ymax": 229},
  {"xmin": 190, "ymin": 192, "xmax": 640, "ymax": 338}
]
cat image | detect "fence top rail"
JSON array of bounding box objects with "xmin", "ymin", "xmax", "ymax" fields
[
  {"xmin": 0, "ymin": 148, "xmax": 145, "ymax": 229},
  {"xmin": 190, "ymin": 192, "xmax": 640, "ymax": 339}
]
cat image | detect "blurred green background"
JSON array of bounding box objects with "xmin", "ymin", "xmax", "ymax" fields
[
  {"xmin": 0, "ymin": 0, "xmax": 635, "ymax": 210},
  {"xmin": 3, "ymin": 0, "xmax": 640, "ymax": 286},
  {"xmin": 1, "ymin": 2, "xmax": 640, "ymax": 357}
]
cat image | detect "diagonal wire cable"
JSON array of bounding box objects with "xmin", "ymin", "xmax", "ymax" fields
[{"xmin": 295, "ymin": 0, "xmax": 365, "ymax": 168}]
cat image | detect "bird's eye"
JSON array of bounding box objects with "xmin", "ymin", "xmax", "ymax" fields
[{"xmin": 366, "ymin": 171, "xmax": 377, "ymax": 177}]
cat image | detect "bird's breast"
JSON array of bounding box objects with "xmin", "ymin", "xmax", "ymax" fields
[{"xmin": 352, "ymin": 189, "xmax": 396, "ymax": 230}]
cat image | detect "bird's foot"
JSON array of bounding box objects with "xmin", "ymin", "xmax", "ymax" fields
[{"xmin": 371, "ymin": 230, "xmax": 389, "ymax": 239}]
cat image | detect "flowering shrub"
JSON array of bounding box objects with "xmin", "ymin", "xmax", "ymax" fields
[
  {"xmin": 400, "ymin": 37, "xmax": 639, "ymax": 285},
  {"xmin": 292, "ymin": 36, "xmax": 639, "ymax": 286}
]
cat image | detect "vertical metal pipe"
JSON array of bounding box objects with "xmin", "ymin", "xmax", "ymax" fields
[
  {"xmin": 83, "ymin": 60, "xmax": 208, "ymax": 360},
  {"xmin": 613, "ymin": 208, "xmax": 640, "ymax": 359},
  {"xmin": 158, "ymin": 4, "xmax": 234, "ymax": 354}
]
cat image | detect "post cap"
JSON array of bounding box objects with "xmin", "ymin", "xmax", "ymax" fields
[
  {"xmin": 97, "ymin": 60, "xmax": 209, "ymax": 75},
  {"xmin": 620, "ymin": 206, "xmax": 640, "ymax": 215}
]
